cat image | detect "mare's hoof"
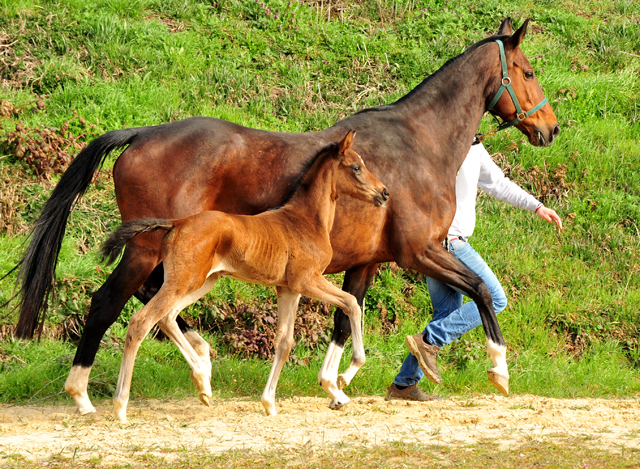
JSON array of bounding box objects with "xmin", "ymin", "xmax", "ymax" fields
[
  {"xmin": 199, "ymin": 393, "xmax": 213, "ymax": 407},
  {"xmin": 329, "ymin": 399, "xmax": 350, "ymax": 411},
  {"xmin": 487, "ymin": 370, "xmax": 509, "ymax": 395},
  {"xmin": 337, "ymin": 375, "xmax": 348, "ymax": 390}
]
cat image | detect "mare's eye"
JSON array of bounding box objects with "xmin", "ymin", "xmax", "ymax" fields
[
  {"xmin": 353, "ymin": 166, "xmax": 361, "ymax": 173},
  {"xmin": 525, "ymin": 70, "xmax": 535, "ymax": 79}
]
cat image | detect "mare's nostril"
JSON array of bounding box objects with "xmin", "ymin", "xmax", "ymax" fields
[
  {"xmin": 552, "ymin": 124, "xmax": 560, "ymax": 137},
  {"xmin": 382, "ymin": 188, "xmax": 390, "ymax": 201}
]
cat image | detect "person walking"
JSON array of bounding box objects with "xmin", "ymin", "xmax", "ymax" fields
[{"xmin": 386, "ymin": 141, "xmax": 563, "ymax": 401}]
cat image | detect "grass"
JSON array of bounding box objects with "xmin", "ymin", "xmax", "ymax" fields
[{"xmin": 0, "ymin": 0, "xmax": 639, "ymax": 409}]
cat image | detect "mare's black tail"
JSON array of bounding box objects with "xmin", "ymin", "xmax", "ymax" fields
[
  {"xmin": 100, "ymin": 218, "xmax": 174, "ymax": 266},
  {"xmin": 14, "ymin": 128, "xmax": 141, "ymax": 339}
]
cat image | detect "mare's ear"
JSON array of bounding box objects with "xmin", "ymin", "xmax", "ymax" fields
[
  {"xmin": 507, "ymin": 18, "xmax": 529, "ymax": 48},
  {"xmin": 339, "ymin": 130, "xmax": 356, "ymax": 154},
  {"xmin": 496, "ymin": 18, "xmax": 512, "ymax": 36}
]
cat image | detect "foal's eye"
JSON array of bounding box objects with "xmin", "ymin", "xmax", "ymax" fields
[
  {"xmin": 353, "ymin": 166, "xmax": 361, "ymax": 173},
  {"xmin": 525, "ymin": 70, "xmax": 535, "ymax": 80}
]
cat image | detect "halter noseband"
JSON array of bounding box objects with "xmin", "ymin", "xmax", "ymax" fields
[{"xmin": 486, "ymin": 39, "xmax": 548, "ymax": 131}]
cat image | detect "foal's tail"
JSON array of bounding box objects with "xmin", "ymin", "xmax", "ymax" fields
[
  {"xmin": 13, "ymin": 128, "xmax": 141, "ymax": 339},
  {"xmin": 100, "ymin": 218, "xmax": 175, "ymax": 266}
]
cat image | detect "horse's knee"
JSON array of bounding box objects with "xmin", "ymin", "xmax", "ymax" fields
[{"xmin": 345, "ymin": 297, "xmax": 360, "ymax": 316}]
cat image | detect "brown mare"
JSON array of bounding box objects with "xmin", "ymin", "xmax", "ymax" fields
[
  {"xmin": 100, "ymin": 131, "xmax": 388, "ymax": 421},
  {"xmin": 14, "ymin": 19, "xmax": 559, "ymax": 414}
]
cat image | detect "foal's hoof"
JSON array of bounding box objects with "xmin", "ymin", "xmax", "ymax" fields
[
  {"xmin": 77, "ymin": 403, "xmax": 97, "ymax": 416},
  {"xmin": 329, "ymin": 399, "xmax": 350, "ymax": 411},
  {"xmin": 198, "ymin": 393, "xmax": 213, "ymax": 407},
  {"xmin": 336, "ymin": 374, "xmax": 348, "ymax": 390},
  {"xmin": 487, "ymin": 370, "xmax": 509, "ymax": 395},
  {"xmin": 113, "ymin": 401, "xmax": 127, "ymax": 423},
  {"xmin": 262, "ymin": 401, "xmax": 277, "ymax": 416}
]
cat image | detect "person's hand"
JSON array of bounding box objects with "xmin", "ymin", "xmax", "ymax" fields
[{"xmin": 536, "ymin": 205, "xmax": 563, "ymax": 230}]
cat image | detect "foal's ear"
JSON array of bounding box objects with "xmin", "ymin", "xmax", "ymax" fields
[
  {"xmin": 507, "ymin": 18, "xmax": 529, "ymax": 48},
  {"xmin": 339, "ymin": 130, "xmax": 356, "ymax": 154},
  {"xmin": 496, "ymin": 18, "xmax": 512, "ymax": 36}
]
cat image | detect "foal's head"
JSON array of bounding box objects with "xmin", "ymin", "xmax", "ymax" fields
[
  {"xmin": 334, "ymin": 131, "xmax": 389, "ymax": 207},
  {"xmin": 488, "ymin": 18, "xmax": 560, "ymax": 147}
]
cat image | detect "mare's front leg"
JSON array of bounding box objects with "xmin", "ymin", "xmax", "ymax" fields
[
  {"xmin": 261, "ymin": 287, "xmax": 301, "ymax": 416},
  {"xmin": 299, "ymin": 275, "xmax": 365, "ymax": 410},
  {"xmin": 400, "ymin": 240, "xmax": 509, "ymax": 394},
  {"xmin": 65, "ymin": 247, "xmax": 159, "ymax": 415},
  {"xmin": 329, "ymin": 264, "xmax": 380, "ymax": 390}
]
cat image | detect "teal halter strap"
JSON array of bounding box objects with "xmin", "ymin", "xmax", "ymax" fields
[{"xmin": 486, "ymin": 39, "xmax": 548, "ymax": 131}]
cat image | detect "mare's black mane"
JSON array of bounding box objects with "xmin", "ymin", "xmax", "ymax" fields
[
  {"xmin": 355, "ymin": 34, "xmax": 506, "ymax": 115},
  {"xmin": 274, "ymin": 34, "xmax": 510, "ymax": 208}
]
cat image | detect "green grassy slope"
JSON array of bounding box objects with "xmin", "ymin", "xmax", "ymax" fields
[{"xmin": 0, "ymin": 0, "xmax": 639, "ymax": 402}]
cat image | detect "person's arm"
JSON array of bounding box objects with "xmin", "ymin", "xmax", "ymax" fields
[{"xmin": 475, "ymin": 144, "xmax": 562, "ymax": 229}]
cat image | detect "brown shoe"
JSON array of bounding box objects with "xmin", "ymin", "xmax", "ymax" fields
[
  {"xmin": 405, "ymin": 333, "xmax": 442, "ymax": 384},
  {"xmin": 385, "ymin": 383, "xmax": 441, "ymax": 402}
]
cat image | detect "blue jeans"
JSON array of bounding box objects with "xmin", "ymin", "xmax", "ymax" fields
[{"xmin": 393, "ymin": 239, "xmax": 507, "ymax": 387}]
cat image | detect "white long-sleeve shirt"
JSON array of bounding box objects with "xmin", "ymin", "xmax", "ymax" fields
[{"xmin": 449, "ymin": 143, "xmax": 542, "ymax": 238}]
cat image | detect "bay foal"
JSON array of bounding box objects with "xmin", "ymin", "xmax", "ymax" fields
[{"xmin": 100, "ymin": 131, "xmax": 389, "ymax": 421}]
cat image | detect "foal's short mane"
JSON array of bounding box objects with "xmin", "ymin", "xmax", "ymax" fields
[{"xmin": 274, "ymin": 141, "xmax": 340, "ymax": 209}]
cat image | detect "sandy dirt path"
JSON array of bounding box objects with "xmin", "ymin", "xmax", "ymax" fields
[{"xmin": 1, "ymin": 395, "xmax": 639, "ymax": 465}]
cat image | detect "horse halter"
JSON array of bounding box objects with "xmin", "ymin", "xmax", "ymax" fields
[{"xmin": 486, "ymin": 39, "xmax": 548, "ymax": 132}]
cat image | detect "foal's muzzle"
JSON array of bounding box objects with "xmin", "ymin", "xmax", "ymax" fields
[{"xmin": 374, "ymin": 188, "xmax": 390, "ymax": 207}]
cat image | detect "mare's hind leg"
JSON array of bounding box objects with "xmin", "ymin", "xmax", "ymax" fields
[
  {"xmin": 261, "ymin": 287, "xmax": 301, "ymax": 416},
  {"xmin": 138, "ymin": 264, "xmax": 214, "ymax": 382},
  {"xmin": 65, "ymin": 247, "xmax": 159, "ymax": 415},
  {"xmin": 114, "ymin": 276, "xmax": 217, "ymax": 422},
  {"xmin": 330, "ymin": 264, "xmax": 380, "ymax": 390},
  {"xmin": 297, "ymin": 275, "xmax": 365, "ymax": 411}
]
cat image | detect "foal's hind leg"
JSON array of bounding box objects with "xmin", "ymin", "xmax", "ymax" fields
[
  {"xmin": 298, "ymin": 275, "xmax": 365, "ymax": 411},
  {"xmin": 158, "ymin": 275, "xmax": 219, "ymax": 407},
  {"xmin": 261, "ymin": 287, "xmax": 301, "ymax": 416},
  {"xmin": 139, "ymin": 264, "xmax": 214, "ymax": 387},
  {"xmin": 65, "ymin": 248, "xmax": 158, "ymax": 415},
  {"xmin": 114, "ymin": 276, "xmax": 217, "ymax": 423}
]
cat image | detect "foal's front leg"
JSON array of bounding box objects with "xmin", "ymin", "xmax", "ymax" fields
[
  {"xmin": 261, "ymin": 287, "xmax": 301, "ymax": 416},
  {"xmin": 299, "ymin": 275, "xmax": 365, "ymax": 410}
]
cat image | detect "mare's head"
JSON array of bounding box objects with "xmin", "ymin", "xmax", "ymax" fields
[
  {"xmin": 334, "ymin": 131, "xmax": 389, "ymax": 207},
  {"xmin": 487, "ymin": 18, "xmax": 560, "ymax": 146}
]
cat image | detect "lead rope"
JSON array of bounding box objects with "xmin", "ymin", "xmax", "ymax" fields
[{"xmin": 473, "ymin": 125, "xmax": 498, "ymax": 145}]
